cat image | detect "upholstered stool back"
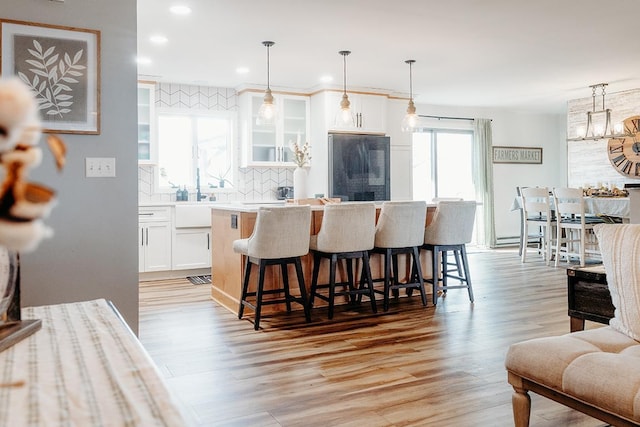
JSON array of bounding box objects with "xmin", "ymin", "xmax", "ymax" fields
[
  {"xmin": 424, "ymin": 200, "xmax": 476, "ymax": 246},
  {"xmin": 375, "ymin": 201, "xmax": 427, "ymax": 248},
  {"xmin": 311, "ymin": 203, "xmax": 376, "ymax": 253},
  {"xmin": 233, "ymin": 205, "xmax": 311, "ymax": 259}
]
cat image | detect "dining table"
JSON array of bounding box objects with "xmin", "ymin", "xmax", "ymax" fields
[{"xmin": 511, "ymin": 196, "xmax": 630, "ymax": 219}]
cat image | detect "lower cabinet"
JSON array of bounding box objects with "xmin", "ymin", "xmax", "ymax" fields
[
  {"xmin": 139, "ymin": 222, "xmax": 172, "ymax": 272},
  {"xmin": 172, "ymin": 228, "xmax": 211, "ymax": 270}
]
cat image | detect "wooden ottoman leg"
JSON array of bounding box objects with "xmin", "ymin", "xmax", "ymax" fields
[{"xmin": 508, "ymin": 372, "xmax": 531, "ymax": 427}]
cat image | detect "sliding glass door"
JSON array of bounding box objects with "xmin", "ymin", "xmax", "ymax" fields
[{"xmin": 412, "ymin": 130, "xmax": 475, "ymax": 201}]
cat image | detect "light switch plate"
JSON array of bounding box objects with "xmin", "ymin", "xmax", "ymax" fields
[{"xmin": 86, "ymin": 157, "xmax": 116, "ymax": 177}]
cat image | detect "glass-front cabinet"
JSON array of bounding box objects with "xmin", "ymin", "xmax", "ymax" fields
[
  {"xmin": 240, "ymin": 91, "xmax": 310, "ymax": 166},
  {"xmin": 137, "ymin": 82, "xmax": 157, "ymax": 163}
]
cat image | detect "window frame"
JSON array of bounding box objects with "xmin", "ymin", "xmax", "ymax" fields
[{"xmin": 153, "ymin": 107, "xmax": 237, "ymax": 194}]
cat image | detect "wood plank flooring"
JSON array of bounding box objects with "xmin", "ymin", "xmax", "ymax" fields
[{"xmin": 138, "ymin": 249, "xmax": 609, "ymax": 427}]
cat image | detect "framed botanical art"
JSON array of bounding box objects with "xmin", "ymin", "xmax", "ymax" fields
[{"xmin": 1, "ymin": 19, "xmax": 101, "ymax": 134}]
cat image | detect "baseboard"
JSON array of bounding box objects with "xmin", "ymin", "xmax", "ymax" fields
[{"xmin": 139, "ymin": 268, "xmax": 210, "ymax": 282}]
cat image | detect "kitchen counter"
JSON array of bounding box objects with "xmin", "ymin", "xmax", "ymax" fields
[
  {"xmin": 209, "ymin": 203, "xmax": 437, "ymax": 315},
  {"xmin": 138, "ymin": 200, "xmax": 287, "ymax": 208}
]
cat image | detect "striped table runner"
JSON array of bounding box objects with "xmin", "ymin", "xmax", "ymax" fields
[{"xmin": 0, "ymin": 299, "xmax": 187, "ymax": 426}]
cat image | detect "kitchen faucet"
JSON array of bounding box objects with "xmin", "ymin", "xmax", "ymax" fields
[{"xmin": 196, "ymin": 168, "xmax": 207, "ymax": 201}]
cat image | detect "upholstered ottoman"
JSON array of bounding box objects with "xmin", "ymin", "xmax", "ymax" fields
[{"xmin": 505, "ymin": 224, "xmax": 640, "ymax": 426}]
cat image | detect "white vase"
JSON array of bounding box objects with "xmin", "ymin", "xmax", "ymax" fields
[{"xmin": 293, "ymin": 167, "xmax": 308, "ymax": 200}]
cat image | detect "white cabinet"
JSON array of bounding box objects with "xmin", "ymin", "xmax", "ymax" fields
[
  {"xmin": 239, "ymin": 92, "xmax": 310, "ymax": 166},
  {"xmin": 137, "ymin": 82, "xmax": 157, "ymax": 163},
  {"xmin": 352, "ymin": 94, "xmax": 387, "ymax": 134},
  {"xmin": 172, "ymin": 228, "xmax": 211, "ymax": 270},
  {"xmin": 139, "ymin": 207, "xmax": 172, "ymax": 272},
  {"xmin": 326, "ymin": 92, "xmax": 387, "ymax": 134}
]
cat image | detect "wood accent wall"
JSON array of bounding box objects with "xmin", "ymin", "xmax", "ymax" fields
[{"xmin": 567, "ymin": 88, "xmax": 640, "ymax": 187}]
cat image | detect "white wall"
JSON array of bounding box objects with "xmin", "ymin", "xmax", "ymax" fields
[{"xmin": 4, "ymin": 0, "xmax": 140, "ymax": 331}]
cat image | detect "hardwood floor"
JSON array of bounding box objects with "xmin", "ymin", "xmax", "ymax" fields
[{"xmin": 139, "ymin": 249, "xmax": 609, "ymax": 427}]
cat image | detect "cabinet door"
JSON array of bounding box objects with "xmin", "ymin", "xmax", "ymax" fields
[
  {"xmin": 353, "ymin": 94, "xmax": 387, "ymax": 134},
  {"xmin": 250, "ymin": 94, "xmax": 278, "ymax": 163},
  {"xmin": 138, "ymin": 225, "xmax": 145, "ymax": 273},
  {"xmin": 137, "ymin": 83, "xmax": 156, "ymax": 163},
  {"xmin": 143, "ymin": 222, "xmax": 172, "ymax": 272},
  {"xmin": 281, "ymin": 97, "xmax": 309, "ymax": 163},
  {"xmin": 325, "ymin": 92, "xmax": 387, "ymax": 134},
  {"xmin": 173, "ymin": 228, "xmax": 211, "ymax": 270},
  {"xmin": 240, "ymin": 92, "xmax": 309, "ymax": 166}
]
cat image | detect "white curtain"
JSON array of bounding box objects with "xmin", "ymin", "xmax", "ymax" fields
[{"xmin": 474, "ymin": 119, "xmax": 496, "ymax": 248}]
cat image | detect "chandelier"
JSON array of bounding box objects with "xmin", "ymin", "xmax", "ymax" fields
[{"xmin": 568, "ymin": 83, "xmax": 632, "ymax": 141}]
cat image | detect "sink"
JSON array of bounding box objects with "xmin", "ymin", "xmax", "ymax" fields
[{"xmin": 174, "ymin": 204, "xmax": 212, "ymax": 228}]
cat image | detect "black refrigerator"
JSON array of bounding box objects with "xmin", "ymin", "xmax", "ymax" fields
[{"xmin": 328, "ymin": 133, "xmax": 390, "ymax": 201}]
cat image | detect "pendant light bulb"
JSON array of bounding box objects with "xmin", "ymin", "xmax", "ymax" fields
[
  {"xmin": 401, "ymin": 59, "xmax": 418, "ymax": 132},
  {"xmin": 335, "ymin": 50, "xmax": 355, "ymax": 128},
  {"xmin": 257, "ymin": 41, "xmax": 276, "ymax": 126}
]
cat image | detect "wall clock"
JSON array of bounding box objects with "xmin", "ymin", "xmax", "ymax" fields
[{"xmin": 607, "ymin": 115, "xmax": 640, "ymax": 177}]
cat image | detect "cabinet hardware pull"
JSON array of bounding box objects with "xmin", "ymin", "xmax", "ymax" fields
[
  {"xmin": 207, "ymin": 233, "xmax": 210, "ymax": 250},
  {"xmin": 139, "ymin": 212, "xmax": 154, "ymax": 216},
  {"xmin": 141, "ymin": 228, "xmax": 144, "ymax": 246},
  {"xmin": 145, "ymin": 228, "xmax": 149, "ymax": 246}
]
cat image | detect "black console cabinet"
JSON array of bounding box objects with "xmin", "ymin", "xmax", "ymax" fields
[{"xmin": 567, "ymin": 266, "xmax": 614, "ymax": 332}]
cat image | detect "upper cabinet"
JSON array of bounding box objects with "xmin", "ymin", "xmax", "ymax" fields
[
  {"xmin": 239, "ymin": 91, "xmax": 310, "ymax": 167},
  {"xmin": 137, "ymin": 82, "xmax": 157, "ymax": 164},
  {"xmin": 325, "ymin": 91, "xmax": 388, "ymax": 134}
]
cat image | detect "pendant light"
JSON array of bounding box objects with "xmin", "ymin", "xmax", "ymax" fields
[
  {"xmin": 335, "ymin": 50, "xmax": 355, "ymax": 128},
  {"xmin": 401, "ymin": 59, "xmax": 418, "ymax": 132},
  {"xmin": 256, "ymin": 41, "xmax": 276, "ymax": 126}
]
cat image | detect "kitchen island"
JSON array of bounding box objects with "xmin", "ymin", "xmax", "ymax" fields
[{"xmin": 210, "ymin": 202, "xmax": 436, "ymax": 314}]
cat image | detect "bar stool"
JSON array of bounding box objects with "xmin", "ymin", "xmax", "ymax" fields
[
  {"xmin": 234, "ymin": 205, "xmax": 312, "ymax": 330},
  {"xmin": 423, "ymin": 200, "xmax": 476, "ymax": 305},
  {"xmin": 370, "ymin": 201, "xmax": 427, "ymax": 311},
  {"xmin": 308, "ymin": 203, "xmax": 377, "ymax": 319}
]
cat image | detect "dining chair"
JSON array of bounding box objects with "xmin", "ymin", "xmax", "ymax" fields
[
  {"xmin": 422, "ymin": 200, "xmax": 476, "ymax": 305},
  {"xmin": 520, "ymin": 187, "xmax": 556, "ymax": 265},
  {"xmin": 308, "ymin": 203, "xmax": 377, "ymax": 319},
  {"xmin": 516, "ymin": 186, "xmax": 544, "ymax": 257},
  {"xmin": 553, "ymin": 187, "xmax": 605, "ymax": 267},
  {"xmin": 369, "ymin": 201, "xmax": 427, "ymax": 311},
  {"xmin": 234, "ymin": 205, "xmax": 312, "ymax": 330}
]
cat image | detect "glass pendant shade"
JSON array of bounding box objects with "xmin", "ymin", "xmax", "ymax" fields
[
  {"xmin": 256, "ymin": 87, "xmax": 276, "ymax": 126},
  {"xmin": 401, "ymin": 59, "xmax": 418, "ymax": 132},
  {"xmin": 334, "ymin": 50, "xmax": 355, "ymax": 128},
  {"xmin": 257, "ymin": 41, "xmax": 276, "ymax": 126},
  {"xmin": 401, "ymin": 100, "xmax": 418, "ymax": 132},
  {"xmin": 335, "ymin": 92, "xmax": 355, "ymax": 128}
]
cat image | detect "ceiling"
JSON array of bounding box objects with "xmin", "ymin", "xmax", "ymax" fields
[{"xmin": 136, "ymin": 0, "xmax": 640, "ymax": 114}]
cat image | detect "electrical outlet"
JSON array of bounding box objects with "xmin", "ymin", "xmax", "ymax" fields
[{"xmin": 86, "ymin": 157, "xmax": 116, "ymax": 177}]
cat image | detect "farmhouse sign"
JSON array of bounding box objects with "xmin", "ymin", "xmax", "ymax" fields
[{"xmin": 492, "ymin": 146, "xmax": 542, "ymax": 164}]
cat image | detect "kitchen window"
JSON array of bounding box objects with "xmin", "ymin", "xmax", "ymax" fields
[{"xmin": 156, "ymin": 109, "xmax": 235, "ymax": 192}]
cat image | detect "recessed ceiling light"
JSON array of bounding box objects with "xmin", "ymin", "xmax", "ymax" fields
[
  {"xmin": 170, "ymin": 5, "xmax": 191, "ymax": 15},
  {"xmin": 320, "ymin": 75, "xmax": 333, "ymax": 83},
  {"xmin": 150, "ymin": 35, "xmax": 168, "ymax": 45},
  {"xmin": 236, "ymin": 67, "xmax": 249, "ymax": 74},
  {"xmin": 136, "ymin": 57, "xmax": 152, "ymax": 65}
]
